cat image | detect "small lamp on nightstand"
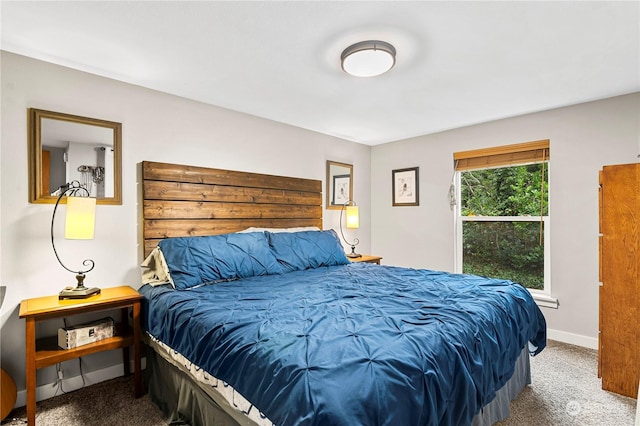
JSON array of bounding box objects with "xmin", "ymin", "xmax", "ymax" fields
[
  {"xmin": 51, "ymin": 181, "xmax": 101, "ymax": 299},
  {"xmin": 340, "ymin": 200, "xmax": 361, "ymax": 258}
]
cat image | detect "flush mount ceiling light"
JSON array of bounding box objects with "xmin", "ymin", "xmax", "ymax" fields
[{"xmin": 341, "ymin": 40, "xmax": 396, "ymax": 77}]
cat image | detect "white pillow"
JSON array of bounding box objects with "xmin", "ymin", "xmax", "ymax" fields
[
  {"xmin": 140, "ymin": 246, "xmax": 174, "ymax": 287},
  {"xmin": 238, "ymin": 226, "xmax": 320, "ymax": 233}
]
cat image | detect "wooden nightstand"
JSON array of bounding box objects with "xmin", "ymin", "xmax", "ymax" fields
[
  {"xmin": 349, "ymin": 255, "xmax": 383, "ymax": 265},
  {"xmin": 19, "ymin": 286, "xmax": 143, "ymax": 426}
]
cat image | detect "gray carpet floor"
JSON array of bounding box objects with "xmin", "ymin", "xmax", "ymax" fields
[
  {"xmin": 2, "ymin": 340, "xmax": 637, "ymax": 425},
  {"xmin": 497, "ymin": 339, "xmax": 636, "ymax": 425}
]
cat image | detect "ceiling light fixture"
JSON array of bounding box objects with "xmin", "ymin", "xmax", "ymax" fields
[{"xmin": 341, "ymin": 40, "xmax": 396, "ymax": 77}]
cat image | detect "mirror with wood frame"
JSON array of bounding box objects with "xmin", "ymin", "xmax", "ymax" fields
[
  {"xmin": 326, "ymin": 160, "xmax": 353, "ymax": 210},
  {"xmin": 28, "ymin": 108, "xmax": 122, "ymax": 204}
]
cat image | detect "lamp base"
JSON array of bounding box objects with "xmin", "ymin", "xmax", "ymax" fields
[
  {"xmin": 347, "ymin": 250, "xmax": 362, "ymax": 259},
  {"xmin": 346, "ymin": 244, "xmax": 362, "ymax": 258},
  {"xmin": 59, "ymin": 285, "xmax": 101, "ymax": 300}
]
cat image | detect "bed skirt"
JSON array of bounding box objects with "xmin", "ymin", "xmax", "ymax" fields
[
  {"xmin": 471, "ymin": 345, "xmax": 531, "ymax": 426},
  {"xmin": 144, "ymin": 337, "xmax": 531, "ymax": 426}
]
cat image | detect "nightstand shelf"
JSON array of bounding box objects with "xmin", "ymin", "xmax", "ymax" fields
[
  {"xmin": 19, "ymin": 286, "xmax": 142, "ymax": 426},
  {"xmin": 349, "ymin": 255, "xmax": 383, "ymax": 264},
  {"xmin": 33, "ymin": 327, "xmax": 133, "ymax": 369}
]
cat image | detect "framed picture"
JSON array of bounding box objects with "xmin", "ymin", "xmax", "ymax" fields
[
  {"xmin": 332, "ymin": 174, "xmax": 351, "ymax": 206},
  {"xmin": 392, "ymin": 167, "xmax": 419, "ymax": 206}
]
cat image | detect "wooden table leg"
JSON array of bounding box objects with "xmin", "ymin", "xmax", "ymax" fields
[
  {"xmin": 25, "ymin": 318, "xmax": 36, "ymax": 426},
  {"xmin": 132, "ymin": 301, "xmax": 142, "ymax": 397},
  {"xmin": 121, "ymin": 307, "xmax": 131, "ymax": 377}
]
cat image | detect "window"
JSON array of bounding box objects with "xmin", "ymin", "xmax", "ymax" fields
[{"xmin": 453, "ymin": 140, "xmax": 553, "ymax": 301}]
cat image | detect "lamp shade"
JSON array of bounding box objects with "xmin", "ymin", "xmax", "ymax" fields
[
  {"xmin": 346, "ymin": 205, "xmax": 360, "ymax": 229},
  {"xmin": 65, "ymin": 196, "xmax": 96, "ymax": 240}
]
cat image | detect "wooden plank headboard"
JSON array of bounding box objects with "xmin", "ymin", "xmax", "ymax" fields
[{"xmin": 142, "ymin": 161, "xmax": 323, "ymax": 257}]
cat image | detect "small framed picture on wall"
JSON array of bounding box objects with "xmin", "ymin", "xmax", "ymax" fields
[
  {"xmin": 332, "ymin": 174, "xmax": 351, "ymax": 206},
  {"xmin": 392, "ymin": 167, "xmax": 419, "ymax": 206}
]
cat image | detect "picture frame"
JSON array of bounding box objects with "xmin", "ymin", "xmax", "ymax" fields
[
  {"xmin": 392, "ymin": 167, "xmax": 419, "ymax": 206},
  {"xmin": 332, "ymin": 174, "xmax": 351, "ymax": 206}
]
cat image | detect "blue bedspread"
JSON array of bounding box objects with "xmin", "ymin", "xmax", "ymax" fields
[{"xmin": 140, "ymin": 263, "xmax": 546, "ymax": 426}]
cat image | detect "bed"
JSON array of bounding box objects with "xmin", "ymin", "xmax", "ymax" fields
[{"xmin": 139, "ymin": 161, "xmax": 546, "ymax": 426}]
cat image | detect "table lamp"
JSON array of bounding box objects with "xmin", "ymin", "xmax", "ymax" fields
[
  {"xmin": 340, "ymin": 200, "xmax": 361, "ymax": 258},
  {"xmin": 51, "ymin": 181, "xmax": 100, "ymax": 299}
]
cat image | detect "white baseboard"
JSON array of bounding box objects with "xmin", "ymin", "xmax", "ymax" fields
[
  {"xmin": 13, "ymin": 358, "xmax": 145, "ymax": 410},
  {"xmin": 547, "ymin": 328, "xmax": 598, "ymax": 350}
]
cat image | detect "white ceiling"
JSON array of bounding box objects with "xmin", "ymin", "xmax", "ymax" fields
[{"xmin": 2, "ymin": 1, "xmax": 639, "ymax": 146}]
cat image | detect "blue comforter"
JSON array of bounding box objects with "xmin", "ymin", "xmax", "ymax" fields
[{"xmin": 140, "ymin": 263, "xmax": 546, "ymax": 426}]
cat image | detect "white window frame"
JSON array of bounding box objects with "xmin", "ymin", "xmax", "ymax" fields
[{"xmin": 453, "ymin": 168, "xmax": 558, "ymax": 309}]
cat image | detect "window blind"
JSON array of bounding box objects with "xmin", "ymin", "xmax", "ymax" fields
[
  {"xmin": 454, "ymin": 140, "xmax": 549, "ymax": 171},
  {"xmin": 454, "ymin": 139, "xmax": 549, "ymax": 246}
]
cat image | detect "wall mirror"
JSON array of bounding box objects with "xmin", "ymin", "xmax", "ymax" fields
[
  {"xmin": 326, "ymin": 160, "xmax": 353, "ymax": 210},
  {"xmin": 28, "ymin": 108, "xmax": 122, "ymax": 205}
]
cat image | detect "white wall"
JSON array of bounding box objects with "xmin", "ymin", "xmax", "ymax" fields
[
  {"xmin": 0, "ymin": 52, "xmax": 371, "ymax": 398},
  {"xmin": 371, "ymin": 92, "xmax": 640, "ymax": 348}
]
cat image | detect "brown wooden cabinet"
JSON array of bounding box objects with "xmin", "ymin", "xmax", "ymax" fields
[{"xmin": 598, "ymin": 163, "xmax": 640, "ymax": 398}]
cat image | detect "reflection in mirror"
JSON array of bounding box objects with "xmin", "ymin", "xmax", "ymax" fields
[
  {"xmin": 29, "ymin": 109, "xmax": 122, "ymax": 205},
  {"xmin": 326, "ymin": 161, "xmax": 353, "ymax": 210}
]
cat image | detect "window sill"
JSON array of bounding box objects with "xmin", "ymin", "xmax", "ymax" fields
[{"xmin": 530, "ymin": 292, "xmax": 559, "ymax": 309}]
